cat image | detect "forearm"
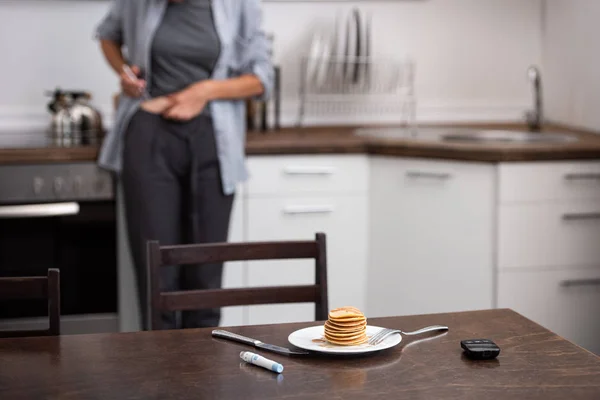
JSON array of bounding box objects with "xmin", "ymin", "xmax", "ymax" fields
[
  {"xmin": 100, "ymin": 39, "xmax": 126, "ymax": 75},
  {"xmin": 200, "ymin": 75, "xmax": 265, "ymax": 101}
]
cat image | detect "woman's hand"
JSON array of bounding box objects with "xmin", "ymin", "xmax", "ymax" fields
[
  {"xmin": 120, "ymin": 65, "xmax": 146, "ymax": 98},
  {"xmin": 162, "ymin": 81, "xmax": 214, "ymax": 121},
  {"xmin": 140, "ymin": 96, "xmax": 175, "ymax": 115}
]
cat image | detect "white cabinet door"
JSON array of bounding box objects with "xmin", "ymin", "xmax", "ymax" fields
[
  {"xmin": 499, "ymin": 201, "xmax": 600, "ymax": 269},
  {"xmin": 246, "ymin": 196, "xmax": 368, "ymax": 325},
  {"xmin": 219, "ymin": 197, "xmax": 246, "ymax": 327},
  {"xmin": 498, "ymin": 267, "xmax": 600, "ymax": 355},
  {"xmin": 368, "ymin": 157, "xmax": 495, "ymax": 318}
]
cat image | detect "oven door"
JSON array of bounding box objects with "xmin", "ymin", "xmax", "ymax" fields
[{"xmin": 0, "ymin": 201, "xmax": 118, "ymax": 334}]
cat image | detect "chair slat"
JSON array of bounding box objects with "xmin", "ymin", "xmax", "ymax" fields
[
  {"xmin": 0, "ymin": 277, "xmax": 48, "ymax": 300},
  {"xmin": 160, "ymin": 285, "xmax": 320, "ymax": 311},
  {"xmin": 160, "ymin": 241, "xmax": 318, "ymax": 266}
]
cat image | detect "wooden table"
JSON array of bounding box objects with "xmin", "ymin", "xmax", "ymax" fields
[{"xmin": 1, "ymin": 309, "xmax": 599, "ymax": 399}]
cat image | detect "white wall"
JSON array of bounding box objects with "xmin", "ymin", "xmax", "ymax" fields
[
  {"xmin": 543, "ymin": 0, "xmax": 600, "ymax": 132},
  {"xmin": 0, "ymin": 0, "xmax": 542, "ymax": 130}
]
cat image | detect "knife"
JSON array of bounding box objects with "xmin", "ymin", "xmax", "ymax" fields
[{"xmin": 212, "ymin": 329, "xmax": 309, "ymax": 356}]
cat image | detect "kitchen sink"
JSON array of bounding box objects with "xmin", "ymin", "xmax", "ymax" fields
[{"xmin": 354, "ymin": 128, "xmax": 578, "ymax": 144}]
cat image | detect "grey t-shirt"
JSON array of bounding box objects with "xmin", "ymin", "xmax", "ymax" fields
[{"xmin": 149, "ymin": 0, "xmax": 221, "ymax": 105}]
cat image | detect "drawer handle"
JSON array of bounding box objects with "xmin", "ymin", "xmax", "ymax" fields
[
  {"xmin": 560, "ymin": 279, "xmax": 600, "ymax": 287},
  {"xmin": 406, "ymin": 171, "xmax": 452, "ymax": 180},
  {"xmin": 562, "ymin": 212, "xmax": 600, "ymax": 221},
  {"xmin": 283, "ymin": 205, "xmax": 334, "ymax": 215},
  {"xmin": 283, "ymin": 166, "xmax": 336, "ymax": 176},
  {"xmin": 564, "ymin": 173, "xmax": 600, "ymax": 181}
]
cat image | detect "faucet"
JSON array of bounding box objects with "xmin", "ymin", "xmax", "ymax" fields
[{"xmin": 525, "ymin": 66, "xmax": 543, "ymax": 132}]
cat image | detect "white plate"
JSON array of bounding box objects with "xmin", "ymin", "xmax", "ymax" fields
[{"xmin": 288, "ymin": 325, "xmax": 402, "ymax": 355}]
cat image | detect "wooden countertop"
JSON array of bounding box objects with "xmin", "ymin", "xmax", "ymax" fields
[
  {"xmin": 0, "ymin": 309, "xmax": 599, "ymax": 399},
  {"xmin": 247, "ymin": 123, "xmax": 600, "ymax": 162},
  {"xmin": 2, "ymin": 123, "xmax": 600, "ymax": 165}
]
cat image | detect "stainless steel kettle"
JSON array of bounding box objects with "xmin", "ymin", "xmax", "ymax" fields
[{"xmin": 46, "ymin": 89, "xmax": 104, "ymax": 142}]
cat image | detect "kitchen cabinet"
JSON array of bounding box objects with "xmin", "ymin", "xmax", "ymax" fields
[
  {"xmin": 497, "ymin": 161, "xmax": 600, "ymax": 354},
  {"xmin": 367, "ymin": 157, "xmax": 495, "ymax": 317},
  {"xmin": 244, "ymin": 155, "xmax": 369, "ymax": 325},
  {"xmin": 498, "ymin": 267, "xmax": 600, "ymax": 355}
]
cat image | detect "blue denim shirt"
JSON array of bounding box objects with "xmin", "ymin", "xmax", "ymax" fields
[{"xmin": 95, "ymin": 0, "xmax": 274, "ymax": 195}]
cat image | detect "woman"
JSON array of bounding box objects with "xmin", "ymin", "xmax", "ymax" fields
[{"xmin": 95, "ymin": 0, "xmax": 273, "ymax": 330}]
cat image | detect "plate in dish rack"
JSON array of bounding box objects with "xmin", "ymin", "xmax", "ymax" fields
[{"xmin": 288, "ymin": 325, "xmax": 401, "ymax": 355}]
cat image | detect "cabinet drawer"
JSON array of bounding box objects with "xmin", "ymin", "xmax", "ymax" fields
[
  {"xmin": 499, "ymin": 162, "xmax": 600, "ymax": 203},
  {"xmin": 499, "ymin": 202, "xmax": 600, "ymax": 269},
  {"xmin": 245, "ymin": 196, "xmax": 368, "ymax": 325},
  {"xmin": 498, "ymin": 267, "xmax": 600, "ymax": 354},
  {"xmin": 246, "ymin": 155, "xmax": 368, "ymax": 196}
]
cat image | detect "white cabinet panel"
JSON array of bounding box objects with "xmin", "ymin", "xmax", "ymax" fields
[
  {"xmin": 220, "ymin": 197, "xmax": 246, "ymax": 327},
  {"xmin": 368, "ymin": 157, "xmax": 495, "ymax": 318},
  {"xmin": 499, "ymin": 162, "xmax": 600, "ymax": 203},
  {"xmin": 246, "ymin": 155, "xmax": 368, "ymax": 196},
  {"xmin": 498, "ymin": 267, "xmax": 600, "ymax": 355},
  {"xmin": 246, "ymin": 196, "xmax": 368, "ymax": 325},
  {"xmin": 499, "ymin": 201, "xmax": 600, "ymax": 269}
]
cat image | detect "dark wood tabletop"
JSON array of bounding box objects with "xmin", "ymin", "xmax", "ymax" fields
[{"xmin": 1, "ymin": 309, "xmax": 599, "ymax": 400}]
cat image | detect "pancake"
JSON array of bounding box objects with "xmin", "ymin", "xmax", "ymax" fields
[
  {"xmin": 323, "ymin": 306, "xmax": 368, "ymax": 346},
  {"xmin": 324, "ymin": 321, "xmax": 365, "ymax": 332},
  {"xmin": 327, "ymin": 319, "xmax": 367, "ymax": 328},
  {"xmin": 329, "ymin": 307, "xmax": 364, "ymax": 319},
  {"xmin": 324, "ymin": 328, "xmax": 365, "ymax": 338},
  {"xmin": 325, "ymin": 335, "xmax": 369, "ymax": 346},
  {"xmin": 324, "ymin": 329, "xmax": 365, "ymax": 339},
  {"xmin": 325, "ymin": 321, "xmax": 366, "ymax": 333},
  {"xmin": 329, "ymin": 317, "xmax": 365, "ymax": 323}
]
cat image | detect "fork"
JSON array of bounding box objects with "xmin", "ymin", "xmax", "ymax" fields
[{"xmin": 368, "ymin": 325, "xmax": 449, "ymax": 345}]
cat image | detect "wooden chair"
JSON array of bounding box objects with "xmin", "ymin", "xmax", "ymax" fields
[
  {"xmin": 0, "ymin": 269, "xmax": 60, "ymax": 338},
  {"xmin": 147, "ymin": 233, "xmax": 328, "ymax": 330}
]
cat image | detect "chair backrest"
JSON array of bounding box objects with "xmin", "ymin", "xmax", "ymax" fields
[
  {"xmin": 0, "ymin": 269, "xmax": 60, "ymax": 338},
  {"xmin": 147, "ymin": 233, "xmax": 328, "ymax": 330}
]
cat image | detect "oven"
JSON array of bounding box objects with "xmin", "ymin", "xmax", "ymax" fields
[{"xmin": 0, "ymin": 163, "xmax": 118, "ymax": 334}]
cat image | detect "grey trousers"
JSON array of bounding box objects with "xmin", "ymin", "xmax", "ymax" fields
[{"xmin": 122, "ymin": 109, "xmax": 234, "ymax": 330}]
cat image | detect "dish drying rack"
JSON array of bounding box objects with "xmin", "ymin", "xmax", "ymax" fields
[{"xmin": 296, "ymin": 56, "xmax": 417, "ymax": 127}]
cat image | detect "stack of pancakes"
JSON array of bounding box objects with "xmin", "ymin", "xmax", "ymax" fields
[{"xmin": 324, "ymin": 307, "xmax": 368, "ymax": 346}]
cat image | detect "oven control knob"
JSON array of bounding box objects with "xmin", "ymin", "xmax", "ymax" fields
[
  {"xmin": 33, "ymin": 177, "xmax": 44, "ymax": 195},
  {"xmin": 53, "ymin": 177, "xmax": 65, "ymax": 194}
]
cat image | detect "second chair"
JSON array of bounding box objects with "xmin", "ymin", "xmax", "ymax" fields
[{"xmin": 0, "ymin": 269, "xmax": 60, "ymax": 338}]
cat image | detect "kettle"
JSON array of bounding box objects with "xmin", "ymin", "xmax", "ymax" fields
[{"xmin": 46, "ymin": 88, "xmax": 104, "ymax": 143}]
